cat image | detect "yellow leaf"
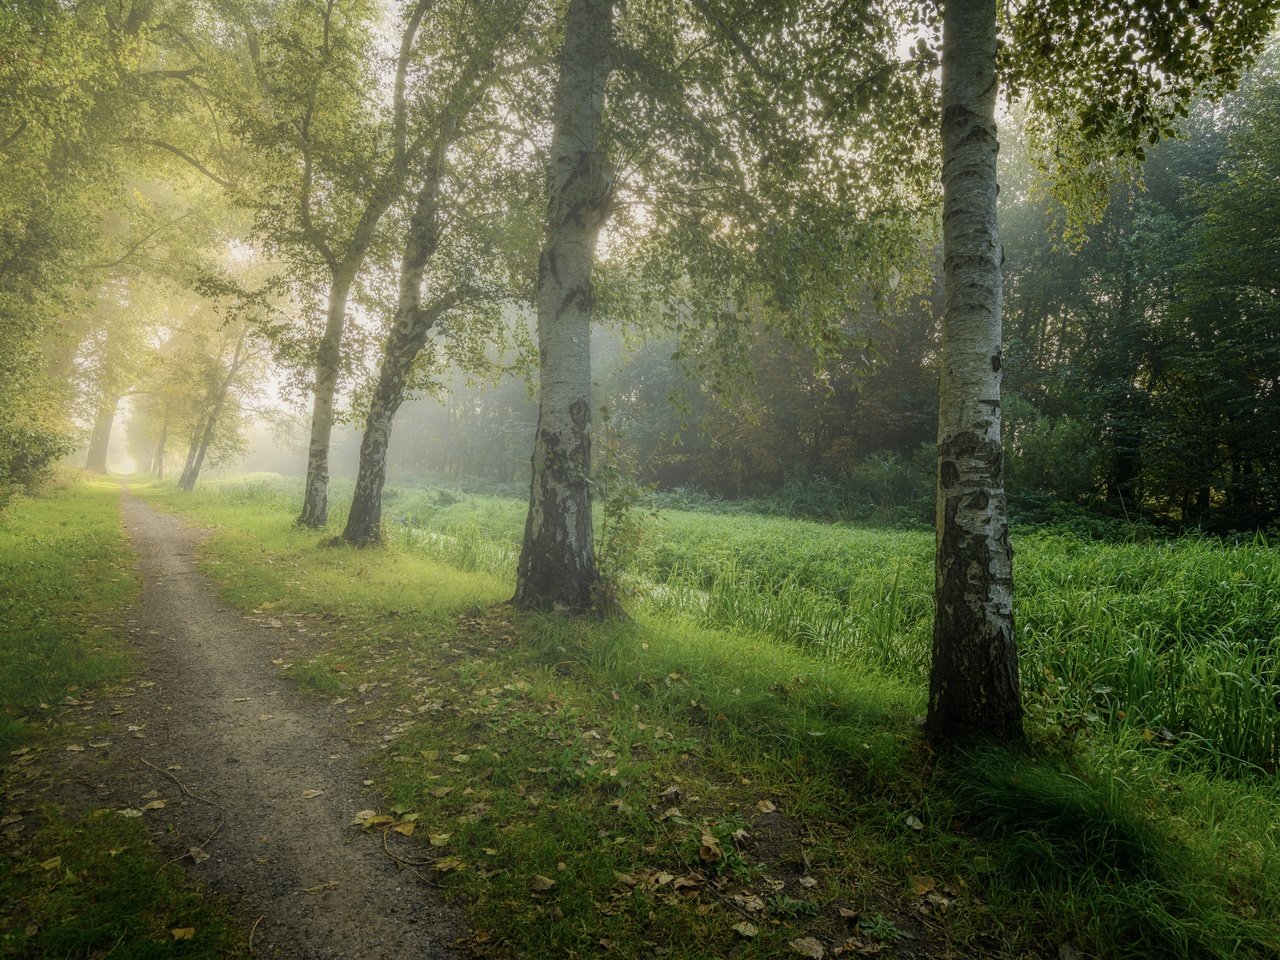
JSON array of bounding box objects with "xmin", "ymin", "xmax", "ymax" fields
[
  {"xmin": 433, "ymin": 856, "xmax": 464, "ymax": 872},
  {"xmin": 40, "ymin": 856, "xmax": 62, "ymax": 871},
  {"xmin": 913, "ymin": 875, "xmax": 937, "ymax": 895},
  {"xmin": 170, "ymin": 928, "xmax": 196, "ymax": 941},
  {"xmin": 428, "ymin": 832, "xmax": 450, "ymax": 846},
  {"xmin": 300, "ymin": 790, "xmax": 324, "ymax": 799},
  {"xmin": 529, "ymin": 874, "xmax": 556, "ymax": 892},
  {"xmin": 142, "ymin": 800, "xmax": 166, "ymax": 811},
  {"xmin": 392, "ymin": 821, "xmax": 416, "ymax": 837}
]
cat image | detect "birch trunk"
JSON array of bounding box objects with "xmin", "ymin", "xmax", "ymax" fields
[
  {"xmin": 152, "ymin": 404, "xmax": 170, "ymax": 480},
  {"xmin": 297, "ymin": 271, "xmax": 355, "ymax": 526},
  {"xmin": 343, "ymin": 128, "xmax": 454, "ymax": 543},
  {"xmin": 178, "ymin": 328, "xmax": 250, "ymax": 492},
  {"xmin": 84, "ymin": 393, "xmax": 119, "ymax": 474},
  {"xmin": 513, "ymin": 0, "xmax": 613, "ymax": 612},
  {"xmin": 177, "ymin": 415, "xmax": 205, "ymax": 489},
  {"xmin": 924, "ymin": 0, "xmax": 1024, "ymax": 746}
]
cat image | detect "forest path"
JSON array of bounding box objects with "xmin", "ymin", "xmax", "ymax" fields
[{"xmin": 79, "ymin": 492, "xmax": 467, "ymax": 958}]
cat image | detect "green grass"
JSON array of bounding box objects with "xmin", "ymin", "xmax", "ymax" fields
[
  {"xmin": 0, "ymin": 477, "xmax": 136, "ymax": 753},
  {"xmin": 137, "ymin": 474, "xmax": 1280, "ymax": 959},
  {"xmin": 0, "ymin": 476, "xmax": 245, "ymax": 959}
]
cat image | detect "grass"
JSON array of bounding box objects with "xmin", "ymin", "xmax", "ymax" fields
[
  {"xmin": 0, "ymin": 475, "xmax": 245, "ymax": 959},
  {"xmin": 135, "ymin": 474, "xmax": 1280, "ymax": 959}
]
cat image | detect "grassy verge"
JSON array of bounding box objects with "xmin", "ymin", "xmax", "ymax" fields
[
  {"xmin": 0, "ymin": 476, "xmax": 244, "ymax": 959},
  {"xmin": 139, "ymin": 476, "xmax": 1280, "ymax": 959}
]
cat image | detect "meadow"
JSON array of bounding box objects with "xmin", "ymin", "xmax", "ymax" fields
[{"xmin": 143, "ymin": 473, "xmax": 1280, "ymax": 959}]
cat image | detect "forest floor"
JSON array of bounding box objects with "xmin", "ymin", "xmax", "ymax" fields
[{"xmin": 3, "ymin": 491, "xmax": 468, "ymax": 959}]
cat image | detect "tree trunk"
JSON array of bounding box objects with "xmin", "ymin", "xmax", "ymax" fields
[
  {"xmin": 924, "ymin": 0, "xmax": 1024, "ymax": 747},
  {"xmin": 177, "ymin": 414, "xmax": 205, "ymax": 489},
  {"xmin": 152, "ymin": 404, "xmax": 170, "ymax": 480},
  {"xmin": 178, "ymin": 328, "xmax": 251, "ymax": 492},
  {"xmin": 513, "ymin": 0, "xmax": 613, "ymax": 613},
  {"xmin": 297, "ymin": 271, "xmax": 355, "ymax": 527},
  {"xmin": 344, "ymin": 129, "xmax": 455, "ymax": 543},
  {"xmin": 84, "ymin": 393, "xmax": 120, "ymax": 473}
]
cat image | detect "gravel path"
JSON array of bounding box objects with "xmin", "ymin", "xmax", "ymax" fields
[{"xmin": 63, "ymin": 493, "xmax": 468, "ymax": 959}]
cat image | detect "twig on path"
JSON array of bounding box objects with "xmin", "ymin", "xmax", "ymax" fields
[
  {"xmin": 248, "ymin": 914, "xmax": 264, "ymax": 953},
  {"xmin": 141, "ymin": 758, "xmax": 228, "ymax": 869},
  {"xmin": 381, "ymin": 829, "xmax": 445, "ymax": 887}
]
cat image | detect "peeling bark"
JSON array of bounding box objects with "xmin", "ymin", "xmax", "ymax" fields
[
  {"xmin": 925, "ymin": 0, "xmax": 1024, "ymax": 746},
  {"xmin": 514, "ymin": 0, "xmax": 614, "ymax": 612}
]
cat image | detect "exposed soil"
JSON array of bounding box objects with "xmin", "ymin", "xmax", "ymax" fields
[{"xmin": 10, "ymin": 493, "xmax": 469, "ymax": 959}]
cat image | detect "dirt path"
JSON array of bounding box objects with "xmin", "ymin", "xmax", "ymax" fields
[{"xmin": 54, "ymin": 493, "xmax": 468, "ymax": 959}]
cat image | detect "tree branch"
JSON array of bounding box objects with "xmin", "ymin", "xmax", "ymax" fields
[{"xmin": 139, "ymin": 139, "xmax": 234, "ymax": 188}]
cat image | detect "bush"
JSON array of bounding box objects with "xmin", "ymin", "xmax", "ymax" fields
[{"xmin": 0, "ymin": 421, "xmax": 75, "ymax": 508}]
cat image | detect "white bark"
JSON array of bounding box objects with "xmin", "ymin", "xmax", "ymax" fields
[
  {"xmin": 925, "ymin": 0, "xmax": 1023, "ymax": 744},
  {"xmin": 514, "ymin": 0, "xmax": 614, "ymax": 611}
]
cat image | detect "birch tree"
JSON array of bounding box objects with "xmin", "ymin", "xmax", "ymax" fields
[
  {"xmin": 341, "ymin": 0, "xmax": 544, "ymax": 544},
  {"xmin": 923, "ymin": 0, "xmax": 1279, "ymax": 746},
  {"xmin": 228, "ymin": 0, "xmax": 439, "ymax": 527},
  {"xmin": 513, "ymin": 0, "xmax": 615, "ymax": 610}
]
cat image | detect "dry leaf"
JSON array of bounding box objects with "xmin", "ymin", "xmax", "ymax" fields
[
  {"xmin": 904, "ymin": 815, "xmax": 924, "ymax": 831},
  {"xmin": 428, "ymin": 786, "xmax": 454, "ymax": 798},
  {"xmin": 188, "ymin": 847, "xmax": 210, "ymax": 864},
  {"xmin": 529, "ymin": 874, "xmax": 557, "ymax": 892},
  {"xmin": 698, "ymin": 832, "xmax": 722, "ymax": 863},
  {"xmin": 799, "ymin": 876, "xmax": 818, "ymax": 888},
  {"xmin": 118, "ymin": 808, "xmax": 143, "ymax": 819},
  {"xmin": 142, "ymin": 800, "xmax": 166, "ymax": 811},
  {"xmin": 40, "ymin": 856, "xmax": 61, "ymax": 871},
  {"xmin": 300, "ymin": 789, "xmax": 324, "ymax": 799},
  {"xmin": 733, "ymin": 922, "xmax": 759, "ymax": 939},
  {"xmin": 756, "ymin": 799, "xmax": 777, "ymax": 814},
  {"xmin": 428, "ymin": 832, "xmax": 451, "ymax": 847},
  {"xmin": 790, "ymin": 936, "xmax": 825, "ymax": 958},
  {"xmin": 912, "ymin": 875, "xmax": 936, "ymax": 895},
  {"xmin": 392, "ymin": 821, "xmax": 416, "ymax": 837},
  {"xmin": 170, "ymin": 928, "xmax": 196, "ymax": 941},
  {"xmin": 65, "ymin": 744, "xmax": 84, "ymax": 752},
  {"xmin": 433, "ymin": 856, "xmax": 464, "ymax": 872}
]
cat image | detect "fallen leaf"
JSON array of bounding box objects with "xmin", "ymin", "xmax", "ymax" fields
[
  {"xmin": 428, "ymin": 786, "xmax": 454, "ymax": 799},
  {"xmin": 392, "ymin": 821, "xmax": 416, "ymax": 837},
  {"xmin": 790, "ymin": 936, "xmax": 825, "ymax": 958},
  {"xmin": 300, "ymin": 790, "xmax": 324, "ymax": 799},
  {"xmin": 118, "ymin": 809, "xmax": 143, "ymax": 819},
  {"xmin": 428, "ymin": 832, "xmax": 451, "ymax": 847},
  {"xmin": 433, "ymin": 856, "xmax": 464, "ymax": 872},
  {"xmin": 733, "ymin": 922, "xmax": 759, "ymax": 939},
  {"xmin": 142, "ymin": 800, "xmax": 166, "ymax": 811},
  {"xmin": 40, "ymin": 856, "xmax": 61, "ymax": 871},
  {"xmin": 529, "ymin": 874, "xmax": 557, "ymax": 892},
  {"xmin": 912, "ymin": 875, "xmax": 936, "ymax": 895},
  {"xmin": 188, "ymin": 847, "xmax": 210, "ymax": 864},
  {"xmin": 756, "ymin": 799, "xmax": 777, "ymax": 814},
  {"xmin": 904, "ymin": 815, "xmax": 924, "ymax": 832},
  {"xmin": 799, "ymin": 876, "xmax": 818, "ymax": 888},
  {"xmin": 65, "ymin": 744, "xmax": 84, "ymax": 753},
  {"xmin": 170, "ymin": 928, "xmax": 195, "ymax": 941},
  {"xmin": 698, "ymin": 832, "xmax": 722, "ymax": 863}
]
